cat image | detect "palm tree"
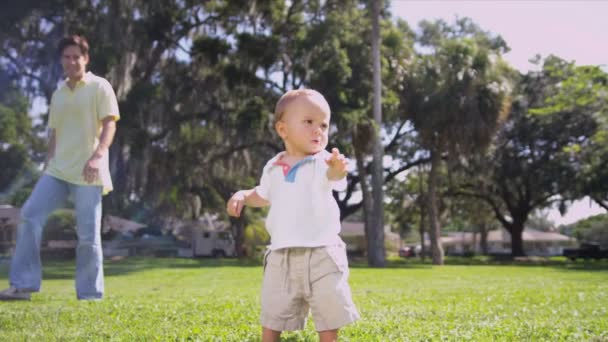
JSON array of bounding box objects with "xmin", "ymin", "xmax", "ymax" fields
[
  {"xmin": 367, "ymin": 0, "xmax": 386, "ymax": 267},
  {"xmin": 403, "ymin": 21, "xmax": 511, "ymax": 264}
]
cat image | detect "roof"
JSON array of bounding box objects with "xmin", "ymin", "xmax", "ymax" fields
[
  {"xmin": 441, "ymin": 228, "xmax": 573, "ymax": 244},
  {"xmin": 519, "ymin": 229, "xmax": 573, "ymax": 242}
]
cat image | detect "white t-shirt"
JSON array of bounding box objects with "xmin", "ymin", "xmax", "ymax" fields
[{"xmin": 255, "ymin": 150, "xmax": 347, "ymax": 250}]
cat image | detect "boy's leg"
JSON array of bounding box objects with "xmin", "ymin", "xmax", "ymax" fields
[
  {"xmin": 260, "ymin": 248, "xmax": 309, "ymax": 331},
  {"xmin": 262, "ymin": 327, "xmax": 281, "ymax": 342},
  {"xmin": 308, "ymin": 245, "xmax": 360, "ymax": 332},
  {"xmin": 7, "ymin": 175, "xmax": 69, "ymax": 292},
  {"xmin": 71, "ymin": 183, "xmax": 103, "ymax": 300},
  {"xmin": 318, "ymin": 330, "xmax": 338, "ymax": 342}
]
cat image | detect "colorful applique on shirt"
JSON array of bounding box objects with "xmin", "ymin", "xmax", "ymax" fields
[{"xmin": 272, "ymin": 156, "xmax": 314, "ymax": 183}]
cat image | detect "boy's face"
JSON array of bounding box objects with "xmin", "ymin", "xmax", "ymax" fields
[
  {"xmin": 61, "ymin": 45, "xmax": 88, "ymax": 81},
  {"xmin": 276, "ymin": 96, "xmax": 330, "ymax": 156}
]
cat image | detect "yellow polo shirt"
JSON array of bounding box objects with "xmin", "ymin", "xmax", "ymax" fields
[{"xmin": 46, "ymin": 72, "xmax": 120, "ymax": 194}]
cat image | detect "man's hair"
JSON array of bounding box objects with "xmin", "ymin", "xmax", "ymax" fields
[
  {"xmin": 58, "ymin": 35, "xmax": 89, "ymax": 57},
  {"xmin": 273, "ymin": 89, "xmax": 330, "ymax": 126}
]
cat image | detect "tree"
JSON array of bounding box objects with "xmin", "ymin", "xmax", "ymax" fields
[
  {"xmin": 43, "ymin": 210, "xmax": 77, "ymax": 242},
  {"xmin": 459, "ymin": 57, "xmax": 599, "ymax": 256},
  {"xmin": 385, "ymin": 166, "xmax": 427, "ymax": 257},
  {"xmin": 368, "ymin": 0, "xmax": 386, "ymax": 266},
  {"xmin": 402, "ymin": 18, "xmax": 512, "ymax": 264},
  {"xmin": 0, "ymin": 80, "xmax": 42, "ymax": 199},
  {"xmin": 530, "ymin": 62, "xmax": 608, "ymax": 210},
  {"xmin": 526, "ymin": 211, "xmax": 556, "ymax": 232},
  {"xmin": 563, "ymin": 214, "xmax": 608, "ymax": 248},
  {"xmin": 452, "ymin": 195, "xmax": 499, "ymax": 255},
  {"xmin": 2, "ymin": 1, "xmax": 422, "ymax": 258}
]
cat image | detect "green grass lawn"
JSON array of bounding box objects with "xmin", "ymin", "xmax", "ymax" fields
[{"xmin": 1, "ymin": 257, "xmax": 607, "ymax": 341}]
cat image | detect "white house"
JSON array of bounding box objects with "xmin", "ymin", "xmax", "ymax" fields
[{"xmin": 438, "ymin": 228, "xmax": 576, "ymax": 256}]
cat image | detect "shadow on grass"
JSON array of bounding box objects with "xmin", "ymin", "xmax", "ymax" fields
[
  {"xmin": 1, "ymin": 255, "xmax": 606, "ymax": 282},
  {"xmin": 349, "ymin": 257, "xmax": 433, "ymax": 269},
  {"xmin": 376, "ymin": 256, "xmax": 608, "ymax": 272},
  {"xmin": 0, "ymin": 256, "xmax": 264, "ymax": 281},
  {"xmin": 104, "ymin": 256, "xmax": 263, "ymax": 277}
]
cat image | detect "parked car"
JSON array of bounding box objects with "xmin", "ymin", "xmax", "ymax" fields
[
  {"xmin": 398, "ymin": 246, "xmax": 416, "ymax": 258},
  {"xmin": 563, "ymin": 242, "xmax": 608, "ymax": 261}
]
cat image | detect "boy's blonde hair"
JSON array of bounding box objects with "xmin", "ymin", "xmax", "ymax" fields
[{"xmin": 273, "ymin": 89, "xmax": 331, "ymax": 126}]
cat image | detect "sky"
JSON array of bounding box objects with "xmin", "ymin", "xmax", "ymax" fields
[
  {"xmin": 391, "ymin": 0, "xmax": 607, "ymax": 225},
  {"xmin": 391, "ymin": 0, "xmax": 608, "ymax": 72}
]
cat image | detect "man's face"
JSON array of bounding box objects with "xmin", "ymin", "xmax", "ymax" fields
[
  {"xmin": 61, "ymin": 45, "xmax": 88, "ymax": 80},
  {"xmin": 277, "ymin": 96, "xmax": 330, "ymax": 156}
]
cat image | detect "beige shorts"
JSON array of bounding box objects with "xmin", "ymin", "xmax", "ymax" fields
[{"xmin": 260, "ymin": 243, "xmax": 360, "ymax": 332}]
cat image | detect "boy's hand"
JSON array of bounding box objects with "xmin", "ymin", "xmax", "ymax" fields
[
  {"xmin": 227, "ymin": 191, "xmax": 246, "ymax": 217},
  {"xmin": 326, "ymin": 148, "xmax": 348, "ymax": 181}
]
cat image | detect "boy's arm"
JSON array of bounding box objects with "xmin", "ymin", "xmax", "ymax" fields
[
  {"xmin": 326, "ymin": 148, "xmax": 348, "ymax": 181},
  {"xmin": 240, "ymin": 188, "xmax": 269, "ymax": 207},
  {"xmin": 227, "ymin": 188, "xmax": 269, "ymax": 217}
]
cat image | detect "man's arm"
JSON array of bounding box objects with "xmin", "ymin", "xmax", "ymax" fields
[
  {"xmin": 94, "ymin": 116, "xmax": 117, "ymax": 158},
  {"xmin": 83, "ymin": 116, "xmax": 117, "ymax": 183}
]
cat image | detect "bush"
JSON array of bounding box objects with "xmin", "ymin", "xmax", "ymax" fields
[{"xmin": 43, "ymin": 210, "xmax": 76, "ymax": 242}]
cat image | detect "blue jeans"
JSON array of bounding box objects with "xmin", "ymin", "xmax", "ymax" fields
[{"xmin": 9, "ymin": 174, "xmax": 104, "ymax": 300}]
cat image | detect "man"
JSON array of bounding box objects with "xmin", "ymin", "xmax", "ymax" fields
[{"xmin": 0, "ymin": 35, "xmax": 119, "ymax": 301}]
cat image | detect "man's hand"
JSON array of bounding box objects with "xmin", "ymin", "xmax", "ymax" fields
[
  {"xmin": 82, "ymin": 152, "xmax": 103, "ymax": 183},
  {"xmin": 227, "ymin": 191, "xmax": 247, "ymax": 217},
  {"xmin": 326, "ymin": 147, "xmax": 348, "ymax": 181},
  {"xmin": 81, "ymin": 117, "xmax": 115, "ymax": 184}
]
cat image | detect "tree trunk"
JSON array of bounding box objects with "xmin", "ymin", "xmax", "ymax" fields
[
  {"xmin": 427, "ymin": 147, "xmax": 444, "ymax": 265},
  {"xmin": 417, "ymin": 165, "xmax": 427, "ymax": 260},
  {"xmin": 510, "ymin": 223, "xmax": 526, "ymax": 257},
  {"xmin": 368, "ymin": 0, "xmax": 386, "ymax": 267},
  {"xmin": 355, "ymin": 148, "xmax": 374, "ymax": 258},
  {"xmin": 591, "ymin": 196, "xmax": 608, "ymax": 211},
  {"xmin": 472, "ymin": 230, "xmax": 478, "ymax": 255},
  {"xmin": 480, "ymin": 223, "xmax": 489, "ymax": 255},
  {"xmin": 418, "ymin": 202, "xmax": 426, "ymax": 261}
]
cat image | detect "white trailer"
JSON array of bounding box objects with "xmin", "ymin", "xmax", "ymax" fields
[{"xmin": 178, "ymin": 227, "xmax": 236, "ymax": 258}]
